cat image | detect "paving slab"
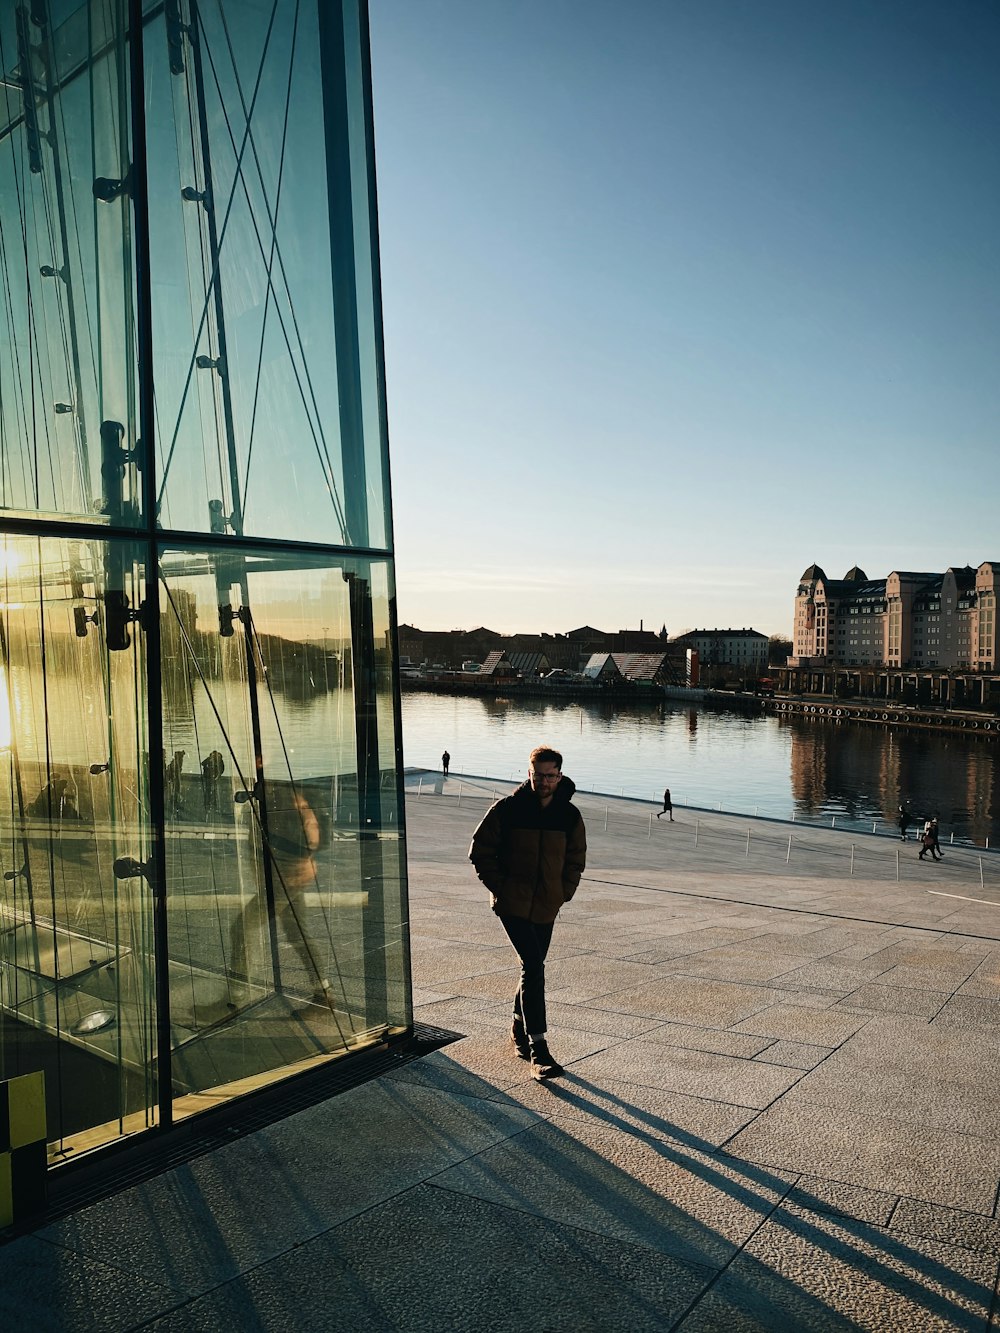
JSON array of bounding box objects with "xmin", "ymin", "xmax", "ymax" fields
[
  {"xmin": 141, "ymin": 1183, "xmax": 714, "ymax": 1333},
  {"xmin": 430, "ymin": 1115, "xmax": 796, "ymax": 1271},
  {"xmin": 37, "ymin": 1080, "xmax": 539, "ymax": 1297},
  {"xmin": 725, "ymin": 1098, "xmax": 1000, "ymax": 1213},
  {"xmin": 0, "ymin": 1234, "xmax": 184, "ymax": 1332},
  {"xmin": 570, "ymin": 1037, "xmax": 805, "ymax": 1108},
  {"xmin": 673, "ymin": 1202, "xmax": 997, "ymax": 1333}
]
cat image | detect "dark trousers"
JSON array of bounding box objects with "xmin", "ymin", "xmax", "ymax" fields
[{"xmin": 498, "ymin": 914, "xmax": 554, "ymax": 1037}]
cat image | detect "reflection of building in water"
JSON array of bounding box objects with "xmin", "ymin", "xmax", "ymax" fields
[
  {"xmin": 0, "ymin": 0, "xmax": 410, "ymax": 1187},
  {"xmin": 788, "ymin": 721, "xmax": 829, "ymax": 813}
]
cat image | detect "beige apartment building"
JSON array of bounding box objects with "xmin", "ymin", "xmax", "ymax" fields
[
  {"xmin": 672, "ymin": 628, "xmax": 770, "ymax": 672},
  {"xmin": 792, "ymin": 562, "xmax": 1000, "ymax": 670}
]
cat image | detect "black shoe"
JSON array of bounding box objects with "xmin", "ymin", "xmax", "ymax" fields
[
  {"xmin": 510, "ymin": 1019, "xmax": 531, "ymax": 1060},
  {"xmin": 528, "ymin": 1038, "xmax": 564, "ymax": 1080}
]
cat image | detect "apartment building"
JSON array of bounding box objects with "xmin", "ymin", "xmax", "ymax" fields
[
  {"xmin": 672, "ymin": 628, "xmax": 769, "ymax": 672},
  {"xmin": 792, "ymin": 562, "xmax": 1000, "ymax": 669}
]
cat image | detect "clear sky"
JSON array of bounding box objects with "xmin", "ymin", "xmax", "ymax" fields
[{"xmin": 368, "ymin": 0, "xmax": 1000, "ymax": 638}]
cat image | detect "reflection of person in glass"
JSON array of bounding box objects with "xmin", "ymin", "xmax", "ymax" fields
[
  {"xmin": 201, "ymin": 749, "xmax": 225, "ymax": 813},
  {"xmin": 231, "ymin": 784, "xmax": 331, "ymax": 1006}
]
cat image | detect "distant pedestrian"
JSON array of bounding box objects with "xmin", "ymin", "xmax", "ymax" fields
[
  {"xmin": 897, "ymin": 806, "xmax": 911, "ymax": 841},
  {"xmin": 918, "ymin": 818, "xmax": 942, "ymax": 862},
  {"xmin": 657, "ymin": 787, "xmax": 673, "ymax": 821},
  {"xmin": 929, "ymin": 817, "xmax": 943, "ymax": 860},
  {"xmin": 442, "ymin": 750, "xmax": 450, "ymax": 776},
  {"xmin": 469, "ymin": 745, "xmax": 586, "ymax": 1081}
]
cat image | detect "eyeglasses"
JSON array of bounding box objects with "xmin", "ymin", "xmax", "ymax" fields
[{"xmin": 529, "ymin": 771, "xmax": 561, "ymax": 782}]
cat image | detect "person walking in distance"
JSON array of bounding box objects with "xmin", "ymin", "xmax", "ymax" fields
[
  {"xmin": 657, "ymin": 786, "xmax": 674, "ymax": 821},
  {"xmin": 897, "ymin": 805, "xmax": 911, "ymax": 841},
  {"xmin": 442, "ymin": 750, "xmax": 450, "ymax": 777},
  {"xmin": 469, "ymin": 745, "xmax": 586, "ymax": 1080},
  {"xmin": 918, "ymin": 817, "xmax": 942, "ymax": 862}
]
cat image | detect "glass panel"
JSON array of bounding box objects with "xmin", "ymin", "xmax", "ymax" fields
[
  {"xmin": 0, "ymin": 533, "xmax": 156, "ymax": 1156},
  {"xmin": 149, "ymin": 0, "xmax": 390, "ymax": 550},
  {"xmin": 159, "ymin": 545, "xmax": 409, "ymax": 1113},
  {"xmin": 0, "ymin": 1, "xmax": 143, "ymax": 527}
]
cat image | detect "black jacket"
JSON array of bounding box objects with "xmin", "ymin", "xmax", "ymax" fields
[{"xmin": 468, "ymin": 778, "xmax": 586, "ymax": 924}]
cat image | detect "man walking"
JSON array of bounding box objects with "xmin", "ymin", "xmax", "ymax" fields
[
  {"xmin": 657, "ymin": 787, "xmax": 673, "ymax": 820},
  {"xmin": 469, "ymin": 745, "xmax": 586, "ymax": 1080}
]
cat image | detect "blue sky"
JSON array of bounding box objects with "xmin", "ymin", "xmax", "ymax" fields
[{"xmin": 369, "ymin": 0, "xmax": 1000, "ymax": 637}]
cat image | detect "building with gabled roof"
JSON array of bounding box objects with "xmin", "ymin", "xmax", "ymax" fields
[
  {"xmin": 583, "ymin": 653, "xmax": 623, "ymax": 682},
  {"xmin": 507, "ymin": 651, "xmax": 549, "ymax": 677},
  {"xmin": 479, "ymin": 650, "xmax": 518, "ymax": 678}
]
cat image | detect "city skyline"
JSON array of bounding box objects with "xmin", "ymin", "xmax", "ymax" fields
[{"xmin": 369, "ymin": 1, "xmax": 1000, "ymax": 637}]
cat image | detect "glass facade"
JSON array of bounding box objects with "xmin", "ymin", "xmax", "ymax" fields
[{"xmin": 0, "ymin": 0, "xmax": 409, "ymax": 1161}]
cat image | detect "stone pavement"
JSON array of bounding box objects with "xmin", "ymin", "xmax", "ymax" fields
[{"xmin": 4, "ymin": 771, "xmax": 1000, "ymax": 1331}]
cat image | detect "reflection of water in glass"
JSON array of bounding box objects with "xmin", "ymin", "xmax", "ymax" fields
[
  {"xmin": 0, "ymin": 670, "xmax": 10, "ymax": 751},
  {"xmin": 400, "ymin": 692, "xmax": 1000, "ymax": 845}
]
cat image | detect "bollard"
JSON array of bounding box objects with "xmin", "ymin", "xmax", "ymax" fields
[
  {"xmin": 831, "ymin": 815, "xmax": 837, "ymax": 829},
  {"xmin": 786, "ymin": 835, "xmax": 792, "ymax": 864},
  {"xmin": 417, "ymin": 778, "xmax": 422, "ymax": 799},
  {"xmin": 950, "ymin": 832, "xmax": 954, "ymax": 844},
  {"xmin": 895, "ymin": 848, "xmax": 899, "ymax": 882},
  {"xmin": 850, "ymin": 845, "xmax": 855, "ymax": 876},
  {"xmin": 745, "ymin": 828, "xmax": 751, "ymax": 858},
  {"xmin": 872, "ymin": 822, "xmax": 877, "ymax": 834},
  {"xmin": 980, "ymin": 858, "xmax": 985, "ymax": 889},
  {"xmin": 791, "ymin": 811, "xmax": 796, "ymax": 822}
]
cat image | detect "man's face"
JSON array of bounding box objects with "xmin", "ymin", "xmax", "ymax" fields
[{"xmin": 529, "ymin": 760, "xmax": 562, "ymax": 800}]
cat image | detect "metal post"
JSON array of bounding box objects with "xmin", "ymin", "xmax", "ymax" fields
[
  {"xmin": 417, "ymin": 777, "xmax": 422, "ymax": 799},
  {"xmin": 786, "ymin": 835, "xmax": 792, "ymax": 864},
  {"xmin": 745, "ymin": 828, "xmax": 751, "ymax": 857},
  {"xmin": 850, "ymin": 845, "xmax": 855, "ymax": 876},
  {"xmin": 980, "ymin": 858, "xmax": 985, "ymax": 889},
  {"xmin": 950, "ymin": 831, "xmax": 954, "ymax": 844},
  {"xmin": 895, "ymin": 848, "xmax": 900, "ymax": 882},
  {"xmin": 604, "ymin": 807, "xmax": 608, "ymax": 831},
  {"xmin": 873, "ymin": 822, "xmax": 877, "ymax": 834},
  {"xmin": 831, "ymin": 815, "xmax": 836, "ymax": 829}
]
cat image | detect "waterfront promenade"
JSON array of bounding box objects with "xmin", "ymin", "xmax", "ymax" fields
[{"xmin": 4, "ymin": 773, "xmax": 1000, "ymax": 1330}]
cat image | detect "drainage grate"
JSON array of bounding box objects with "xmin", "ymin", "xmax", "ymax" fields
[{"xmin": 9, "ymin": 1022, "xmax": 464, "ymax": 1236}]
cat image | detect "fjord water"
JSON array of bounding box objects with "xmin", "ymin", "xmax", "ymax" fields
[{"xmin": 401, "ymin": 692, "xmax": 1000, "ymax": 846}]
